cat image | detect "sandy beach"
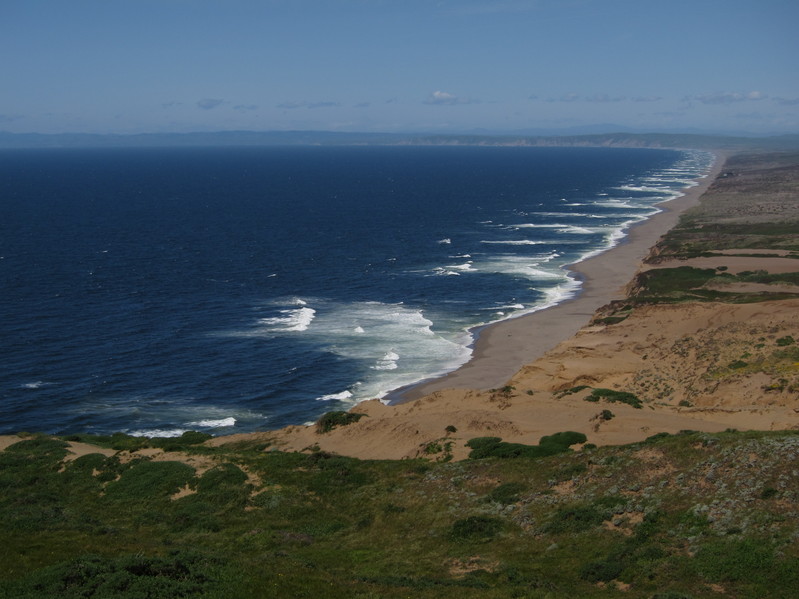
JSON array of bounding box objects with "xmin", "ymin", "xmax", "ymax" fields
[
  {"xmin": 390, "ymin": 151, "xmax": 727, "ymax": 401},
  {"xmin": 212, "ymin": 148, "xmax": 799, "ymax": 461}
]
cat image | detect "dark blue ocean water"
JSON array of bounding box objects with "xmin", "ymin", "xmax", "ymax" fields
[{"xmin": 0, "ymin": 145, "xmax": 712, "ymax": 436}]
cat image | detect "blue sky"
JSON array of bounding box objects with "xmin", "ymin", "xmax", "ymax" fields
[{"xmin": 2, "ymin": 0, "xmax": 797, "ymax": 135}]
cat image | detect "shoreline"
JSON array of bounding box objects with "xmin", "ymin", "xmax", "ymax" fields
[{"xmin": 388, "ymin": 150, "xmax": 726, "ymax": 403}]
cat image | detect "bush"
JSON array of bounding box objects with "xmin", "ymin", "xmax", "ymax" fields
[
  {"xmin": 195, "ymin": 463, "xmax": 249, "ymax": 506},
  {"xmin": 103, "ymin": 461, "xmax": 196, "ymax": 504},
  {"xmin": 587, "ymin": 388, "xmax": 643, "ymax": 409},
  {"xmin": 153, "ymin": 431, "xmax": 213, "ymax": 451},
  {"xmin": 316, "ymin": 411, "xmax": 366, "ymax": 433},
  {"xmin": 539, "ymin": 431, "xmax": 587, "ymax": 449},
  {"xmin": 450, "ymin": 516, "xmax": 504, "ymax": 541},
  {"xmin": 776, "ymin": 335, "xmax": 795, "ymax": 346},
  {"xmin": 579, "ymin": 559, "xmax": 624, "ymax": 583},
  {"xmin": 694, "ymin": 539, "xmax": 789, "ymax": 585},
  {"xmin": 543, "ymin": 504, "xmax": 605, "ymax": 533},
  {"xmin": 465, "ymin": 432, "xmax": 586, "ymax": 460},
  {"xmin": 1, "ymin": 551, "xmax": 224, "ymax": 598},
  {"xmin": 487, "ymin": 482, "xmax": 526, "ymax": 505}
]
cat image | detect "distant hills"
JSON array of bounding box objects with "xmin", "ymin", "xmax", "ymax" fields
[{"xmin": 1, "ymin": 129, "xmax": 799, "ymax": 151}]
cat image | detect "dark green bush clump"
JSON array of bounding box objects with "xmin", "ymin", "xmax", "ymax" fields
[
  {"xmin": 61, "ymin": 431, "xmax": 212, "ymax": 452},
  {"xmin": 466, "ymin": 432, "xmax": 586, "ymax": 459},
  {"xmin": 1, "ymin": 551, "xmax": 224, "ymax": 599},
  {"xmin": 579, "ymin": 558, "xmax": 624, "ymax": 583},
  {"xmin": 543, "ymin": 504, "xmax": 606, "ymax": 533},
  {"xmin": 103, "ymin": 461, "xmax": 196, "ymax": 504},
  {"xmin": 634, "ymin": 267, "xmax": 720, "ymax": 296},
  {"xmin": 487, "ymin": 482, "xmax": 526, "ymax": 505},
  {"xmin": 316, "ymin": 411, "xmax": 367, "ymax": 433},
  {"xmin": 450, "ymin": 516, "xmax": 504, "ymax": 541},
  {"xmin": 586, "ymin": 388, "xmax": 643, "ymax": 409},
  {"xmin": 694, "ymin": 538, "xmax": 799, "ymax": 588}
]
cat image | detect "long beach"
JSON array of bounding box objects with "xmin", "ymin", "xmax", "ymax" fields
[{"xmin": 390, "ymin": 150, "xmax": 725, "ymax": 402}]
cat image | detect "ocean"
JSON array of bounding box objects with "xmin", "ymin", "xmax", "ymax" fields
[{"xmin": 0, "ymin": 145, "xmax": 713, "ymax": 437}]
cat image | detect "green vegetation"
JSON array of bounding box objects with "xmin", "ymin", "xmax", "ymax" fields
[
  {"xmin": 63, "ymin": 431, "xmax": 213, "ymax": 452},
  {"xmin": 625, "ymin": 266, "xmax": 799, "ymax": 305},
  {"xmin": 315, "ymin": 410, "xmax": 367, "ymax": 433},
  {"xmin": 465, "ymin": 431, "xmax": 586, "ymax": 459},
  {"xmin": 1, "ymin": 429, "xmax": 798, "ymax": 597},
  {"xmin": 586, "ymin": 388, "xmax": 643, "ymax": 409},
  {"xmin": 599, "ymin": 409, "xmax": 615, "ymax": 421}
]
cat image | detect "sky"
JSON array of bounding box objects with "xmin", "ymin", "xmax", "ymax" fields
[{"xmin": 2, "ymin": 0, "xmax": 798, "ymax": 136}]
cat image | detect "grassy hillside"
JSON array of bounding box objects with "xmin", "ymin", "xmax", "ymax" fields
[{"xmin": 1, "ymin": 429, "xmax": 798, "ymax": 598}]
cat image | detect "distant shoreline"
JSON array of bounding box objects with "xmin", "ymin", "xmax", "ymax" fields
[
  {"xmin": 1, "ymin": 129, "xmax": 797, "ymax": 153},
  {"xmin": 387, "ymin": 150, "xmax": 725, "ymax": 403}
]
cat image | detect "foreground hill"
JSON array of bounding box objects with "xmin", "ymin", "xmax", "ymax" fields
[{"xmin": 1, "ymin": 428, "xmax": 797, "ymax": 598}]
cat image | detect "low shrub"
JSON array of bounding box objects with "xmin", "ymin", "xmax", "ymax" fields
[
  {"xmin": 465, "ymin": 431, "xmax": 586, "ymax": 459},
  {"xmin": 542, "ymin": 504, "xmax": 605, "ymax": 533},
  {"xmin": 103, "ymin": 461, "xmax": 196, "ymax": 504},
  {"xmin": 579, "ymin": 559, "xmax": 624, "ymax": 583},
  {"xmin": 0, "ymin": 551, "xmax": 224, "ymax": 598},
  {"xmin": 539, "ymin": 431, "xmax": 587, "ymax": 449},
  {"xmin": 316, "ymin": 411, "xmax": 366, "ymax": 433},
  {"xmin": 487, "ymin": 482, "xmax": 526, "ymax": 505},
  {"xmin": 587, "ymin": 388, "xmax": 643, "ymax": 409},
  {"xmin": 450, "ymin": 516, "xmax": 504, "ymax": 541},
  {"xmin": 153, "ymin": 431, "xmax": 213, "ymax": 450}
]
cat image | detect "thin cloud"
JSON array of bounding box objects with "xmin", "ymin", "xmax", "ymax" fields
[
  {"xmin": 277, "ymin": 101, "xmax": 341, "ymax": 109},
  {"xmin": 544, "ymin": 93, "xmax": 627, "ymax": 103},
  {"xmin": 233, "ymin": 104, "xmax": 258, "ymax": 112},
  {"xmin": 197, "ymin": 98, "xmax": 225, "ymax": 110},
  {"xmin": 773, "ymin": 97, "xmax": 799, "ymax": 106},
  {"xmin": 546, "ymin": 93, "xmax": 581, "ymax": 103},
  {"xmin": 689, "ymin": 91, "xmax": 768, "ymax": 105},
  {"xmin": 308, "ymin": 101, "xmax": 341, "ymax": 109},
  {"xmin": 631, "ymin": 96, "xmax": 663, "ymax": 103},
  {"xmin": 585, "ymin": 94, "xmax": 626, "ymax": 103},
  {"xmin": 424, "ymin": 90, "xmax": 475, "ymax": 105}
]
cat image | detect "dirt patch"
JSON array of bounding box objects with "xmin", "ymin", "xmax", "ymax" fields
[{"xmin": 447, "ymin": 556, "xmax": 499, "ymax": 577}]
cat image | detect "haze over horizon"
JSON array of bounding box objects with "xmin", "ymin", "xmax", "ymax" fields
[{"xmin": 2, "ymin": 0, "xmax": 797, "ymax": 136}]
